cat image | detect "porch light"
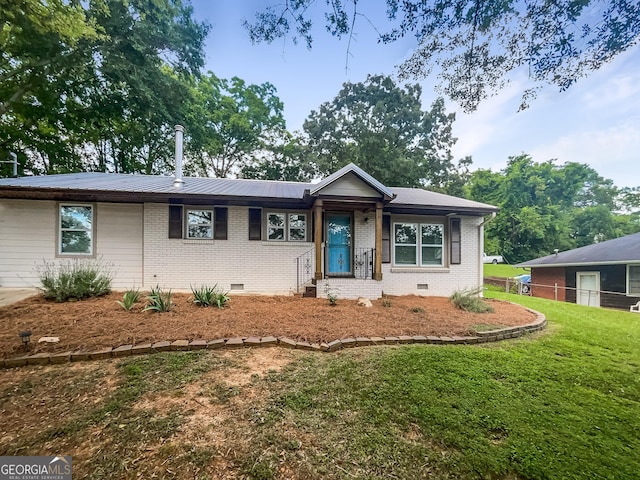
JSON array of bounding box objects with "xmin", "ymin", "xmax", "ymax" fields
[{"xmin": 19, "ymin": 330, "xmax": 32, "ymax": 350}]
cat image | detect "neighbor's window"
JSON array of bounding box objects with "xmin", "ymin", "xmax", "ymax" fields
[
  {"xmin": 629, "ymin": 265, "xmax": 640, "ymax": 296},
  {"xmin": 186, "ymin": 209, "xmax": 213, "ymax": 239},
  {"xmin": 60, "ymin": 205, "xmax": 93, "ymax": 255},
  {"xmin": 393, "ymin": 223, "xmax": 444, "ymax": 266},
  {"xmin": 267, "ymin": 212, "xmax": 307, "ymax": 241}
]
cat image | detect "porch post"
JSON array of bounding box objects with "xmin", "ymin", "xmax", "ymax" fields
[
  {"xmin": 314, "ymin": 200, "xmax": 323, "ymax": 280},
  {"xmin": 374, "ymin": 201, "xmax": 383, "ymax": 281}
]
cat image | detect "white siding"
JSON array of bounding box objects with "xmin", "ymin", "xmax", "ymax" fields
[
  {"xmin": 318, "ymin": 173, "xmax": 381, "ymax": 198},
  {"xmin": 0, "ymin": 199, "xmax": 142, "ymax": 288}
]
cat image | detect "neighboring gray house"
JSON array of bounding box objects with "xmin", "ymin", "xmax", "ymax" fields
[
  {"xmin": 0, "ymin": 162, "xmax": 498, "ymax": 299},
  {"xmin": 517, "ymin": 232, "xmax": 640, "ymax": 309}
]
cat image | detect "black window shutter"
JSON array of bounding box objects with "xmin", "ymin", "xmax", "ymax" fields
[
  {"xmin": 249, "ymin": 208, "xmax": 261, "ymax": 240},
  {"xmin": 382, "ymin": 215, "xmax": 391, "ymax": 263},
  {"xmin": 168, "ymin": 205, "xmax": 183, "ymax": 239},
  {"xmin": 214, "ymin": 207, "xmax": 228, "ymax": 240},
  {"xmin": 450, "ymin": 218, "xmax": 461, "ymax": 264}
]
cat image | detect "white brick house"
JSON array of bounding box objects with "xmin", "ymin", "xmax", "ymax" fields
[{"xmin": 0, "ymin": 163, "xmax": 498, "ymax": 299}]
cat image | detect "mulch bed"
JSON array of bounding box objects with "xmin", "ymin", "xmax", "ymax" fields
[{"xmin": 0, "ymin": 293, "xmax": 536, "ymax": 358}]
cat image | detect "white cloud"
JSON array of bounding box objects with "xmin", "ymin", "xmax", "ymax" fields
[{"xmin": 530, "ymin": 122, "xmax": 640, "ymax": 187}]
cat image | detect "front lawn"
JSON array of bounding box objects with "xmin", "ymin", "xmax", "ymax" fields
[{"xmin": 1, "ymin": 294, "xmax": 638, "ymax": 479}]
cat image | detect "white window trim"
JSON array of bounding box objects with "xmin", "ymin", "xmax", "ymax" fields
[
  {"xmin": 288, "ymin": 213, "xmax": 307, "ymax": 242},
  {"xmin": 267, "ymin": 212, "xmax": 307, "ymax": 242},
  {"xmin": 267, "ymin": 212, "xmax": 287, "ymax": 242},
  {"xmin": 185, "ymin": 208, "xmax": 214, "ymax": 239},
  {"xmin": 392, "ymin": 222, "xmax": 444, "ymax": 267},
  {"xmin": 627, "ymin": 264, "xmax": 640, "ymax": 297},
  {"xmin": 58, "ymin": 203, "xmax": 94, "ymax": 256}
]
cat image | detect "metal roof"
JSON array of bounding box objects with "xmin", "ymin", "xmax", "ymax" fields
[
  {"xmin": 390, "ymin": 187, "xmax": 498, "ymax": 213},
  {"xmin": 0, "ymin": 173, "xmax": 310, "ymax": 199},
  {"xmin": 0, "ymin": 171, "xmax": 498, "ymax": 214},
  {"xmin": 517, "ymin": 232, "xmax": 640, "ymax": 267}
]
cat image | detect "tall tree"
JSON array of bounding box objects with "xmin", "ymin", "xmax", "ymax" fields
[
  {"xmin": 302, "ymin": 74, "xmax": 468, "ymax": 192},
  {"xmin": 468, "ymin": 155, "xmax": 640, "ymax": 262},
  {"xmin": 0, "ymin": 0, "xmax": 209, "ymax": 176},
  {"xmin": 246, "ymin": 1, "xmax": 640, "ymax": 112},
  {"xmin": 185, "ymin": 73, "xmax": 286, "ymax": 178}
]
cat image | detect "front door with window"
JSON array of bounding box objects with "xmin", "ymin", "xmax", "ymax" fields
[
  {"xmin": 577, "ymin": 272, "xmax": 600, "ymax": 307},
  {"xmin": 327, "ymin": 214, "xmax": 352, "ymax": 276}
]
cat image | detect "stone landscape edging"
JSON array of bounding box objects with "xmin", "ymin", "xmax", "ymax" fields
[{"xmin": 1, "ymin": 308, "xmax": 546, "ymax": 369}]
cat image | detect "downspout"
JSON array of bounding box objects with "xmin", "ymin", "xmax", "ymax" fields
[{"xmin": 478, "ymin": 212, "xmax": 497, "ymax": 296}]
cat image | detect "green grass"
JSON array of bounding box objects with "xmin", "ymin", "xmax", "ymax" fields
[
  {"xmin": 484, "ymin": 263, "xmax": 528, "ymax": 278},
  {"xmin": 242, "ymin": 294, "xmax": 640, "ymax": 479},
  {"xmin": 2, "ymin": 295, "xmax": 639, "ymax": 479}
]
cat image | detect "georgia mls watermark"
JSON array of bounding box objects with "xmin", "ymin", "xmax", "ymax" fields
[{"xmin": 0, "ymin": 456, "xmax": 72, "ymax": 480}]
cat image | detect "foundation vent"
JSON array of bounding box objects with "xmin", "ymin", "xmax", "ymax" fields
[
  {"xmin": 417, "ymin": 284, "xmax": 429, "ymax": 290},
  {"xmin": 230, "ymin": 284, "xmax": 244, "ymax": 291}
]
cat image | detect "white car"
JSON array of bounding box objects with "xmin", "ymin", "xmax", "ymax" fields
[{"xmin": 483, "ymin": 253, "xmax": 503, "ymax": 264}]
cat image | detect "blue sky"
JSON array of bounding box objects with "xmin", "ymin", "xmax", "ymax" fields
[{"xmin": 189, "ymin": 1, "xmax": 640, "ymax": 188}]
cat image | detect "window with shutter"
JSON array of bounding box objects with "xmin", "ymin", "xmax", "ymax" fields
[
  {"xmin": 168, "ymin": 206, "xmax": 183, "ymax": 239},
  {"xmin": 214, "ymin": 207, "xmax": 228, "ymax": 240},
  {"xmin": 450, "ymin": 218, "xmax": 461, "ymax": 265},
  {"xmin": 249, "ymin": 208, "xmax": 262, "ymax": 240}
]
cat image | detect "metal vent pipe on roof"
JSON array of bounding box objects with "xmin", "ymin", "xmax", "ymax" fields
[
  {"xmin": 1, "ymin": 152, "xmax": 18, "ymax": 178},
  {"xmin": 173, "ymin": 125, "xmax": 185, "ymax": 188}
]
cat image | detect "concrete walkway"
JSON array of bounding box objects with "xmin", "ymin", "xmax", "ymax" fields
[{"xmin": 0, "ymin": 288, "xmax": 39, "ymax": 307}]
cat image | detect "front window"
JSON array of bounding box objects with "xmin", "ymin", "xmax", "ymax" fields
[
  {"xmin": 289, "ymin": 214, "xmax": 306, "ymax": 241},
  {"xmin": 629, "ymin": 265, "xmax": 640, "ymax": 296},
  {"xmin": 187, "ymin": 209, "xmax": 213, "ymax": 238},
  {"xmin": 60, "ymin": 205, "xmax": 93, "ymax": 255},
  {"xmin": 267, "ymin": 213, "xmax": 286, "ymax": 240},
  {"xmin": 394, "ymin": 222, "xmax": 444, "ymax": 266},
  {"xmin": 268, "ymin": 212, "xmax": 307, "ymax": 241}
]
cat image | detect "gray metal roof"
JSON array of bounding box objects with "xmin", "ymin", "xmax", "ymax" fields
[
  {"xmin": 0, "ymin": 171, "xmax": 498, "ymax": 213},
  {"xmin": 517, "ymin": 232, "xmax": 640, "ymax": 267},
  {"xmin": 0, "ymin": 173, "xmax": 309, "ymax": 199},
  {"xmin": 390, "ymin": 187, "xmax": 498, "ymax": 213}
]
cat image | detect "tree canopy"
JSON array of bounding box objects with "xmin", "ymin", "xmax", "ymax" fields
[
  {"xmin": 301, "ymin": 74, "xmax": 470, "ymax": 193},
  {"xmin": 245, "ymin": 0, "xmax": 640, "ymax": 111},
  {"xmin": 467, "ymin": 154, "xmax": 640, "ymax": 262}
]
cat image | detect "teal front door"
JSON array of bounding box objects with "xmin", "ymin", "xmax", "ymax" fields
[{"xmin": 327, "ymin": 214, "xmax": 352, "ymax": 276}]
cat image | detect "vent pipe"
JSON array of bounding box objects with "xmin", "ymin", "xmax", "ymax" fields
[{"xmin": 173, "ymin": 125, "xmax": 184, "ymax": 188}]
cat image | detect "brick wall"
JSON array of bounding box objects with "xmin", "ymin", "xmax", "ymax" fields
[
  {"xmin": 531, "ymin": 267, "xmax": 566, "ymax": 301},
  {"xmin": 143, "ymin": 204, "xmax": 314, "ymax": 294}
]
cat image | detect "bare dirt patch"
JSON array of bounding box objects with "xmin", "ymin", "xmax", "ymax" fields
[{"xmin": 0, "ymin": 293, "xmax": 535, "ymax": 358}]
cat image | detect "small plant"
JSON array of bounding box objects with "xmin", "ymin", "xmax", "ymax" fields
[
  {"xmin": 116, "ymin": 288, "xmax": 141, "ymax": 311},
  {"xmin": 410, "ymin": 306, "xmax": 425, "ymax": 314},
  {"xmin": 382, "ymin": 295, "xmax": 392, "ymax": 308},
  {"xmin": 324, "ymin": 282, "xmax": 338, "ymax": 306},
  {"xmin": 449, "ymin": 288, "xmax": 495, "ymax": 313},
  {"xmin": 36, "ymin": 258, "xmax": 113, "ymax": 302},
  {"xmin": 144, "ymin": 285, "xmax": 172, "ymax": 313},
  {"xmin": 191, "ymin": 284, "xmax": 230, "ymax": 309}
]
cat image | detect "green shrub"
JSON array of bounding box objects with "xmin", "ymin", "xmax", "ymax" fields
[
  {"xmin": 449, "ymin": 288, "xmax": 495, "ymax": 313},
  {"xmin": 382, "ymin": 296, "xmax": 392, "ymax": 308},
  {"xmin": 324, "ymin": 283, "xmax": 338, "ymax": 306},
  {"xmin": 37, "ymin": 258, "xmax": 113, "ymax": 302},
  {"xmin": 116, "ymin": 289, "xmax": 141, "ymax": 311},
  {"xmin": 191, "ymin": 284, "xmax": 230, "ymax": 309},
  {"xmin": 144, "ymin": 285, "xmax": 172, "ymax": 313}
]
